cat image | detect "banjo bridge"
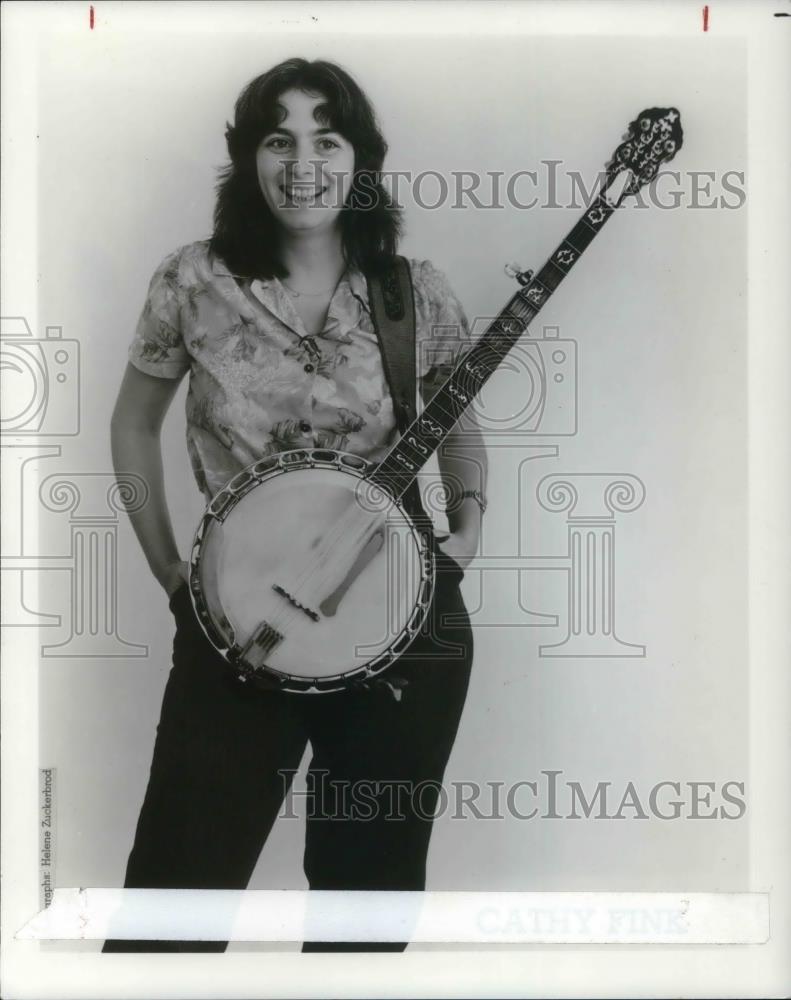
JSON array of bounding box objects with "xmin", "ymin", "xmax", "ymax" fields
[
  {"xmin": 272, "ymin": 584, "xmax": 320, "ymax": 622},
  {"xmin": 239, "ymin": 621, "xmax": 285, "ymax": 670}
]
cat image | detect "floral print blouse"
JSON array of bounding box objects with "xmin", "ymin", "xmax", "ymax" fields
[{"xmin": 129, "ymin": 240, "xmax": 473, "ymax": 501}]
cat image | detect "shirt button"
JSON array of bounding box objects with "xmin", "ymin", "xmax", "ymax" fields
[
  {"xmin": 300, "ymin": 421, "xmax": 312, "ymax": 434},
  {"xmin": 304, "ymin": 363, "xmax": 315, "ymax": 373}
]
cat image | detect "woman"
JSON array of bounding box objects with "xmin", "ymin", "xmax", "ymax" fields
[{"xmin": 105, "ymin": 58, "xmax": 487, "ymax": 952}]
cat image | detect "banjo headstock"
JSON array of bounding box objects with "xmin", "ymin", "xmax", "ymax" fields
[{"xmin": 606, "ymin": 107, "xmax": 684, "ymax": 200}]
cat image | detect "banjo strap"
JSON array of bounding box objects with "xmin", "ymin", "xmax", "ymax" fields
[
  {"xmin": 365, "ymin": 258, "xmax": 441, "ymax": 702},
  {"xmin": 366, "ymin": 255, "xmax": 417, "ymax": 435},
  {"xmin": 366, "ymin": 256, "xmax": 433, "ymax": 531}
]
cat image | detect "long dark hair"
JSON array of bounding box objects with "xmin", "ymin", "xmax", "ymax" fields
[{"xmin": 209, "ymin": 58, "xmax": 401, "ymax": 280}]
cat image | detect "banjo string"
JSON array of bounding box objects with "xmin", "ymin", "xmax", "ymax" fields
[{"xmin": 260, "ymin": 496, "xmax": 388, "ymax": 638}]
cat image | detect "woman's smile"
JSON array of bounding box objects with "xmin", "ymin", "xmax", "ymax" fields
[{"xmin": 280, "ymin": 182, "xmax": 329, "ymax": 207}]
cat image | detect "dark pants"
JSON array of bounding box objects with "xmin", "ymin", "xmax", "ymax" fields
[{"xmin": 103, "ymin": 550, "xmax": 472, "ymax": 952}]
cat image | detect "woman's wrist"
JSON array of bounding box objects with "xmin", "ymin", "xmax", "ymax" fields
[
  {"xmin": 460, "ymin": 488, "xmax": 487, "ymax": 515},
  {"xmin": 448, "ymin": 496, "xmax": 484, "ymax": 539},
  {"xmin": 157, "ymin": 559, "xmax": 189, "ymax": 596}
]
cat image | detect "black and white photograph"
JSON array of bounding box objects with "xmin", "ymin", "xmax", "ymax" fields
[{"xmin": 1, "ymin": 1, "xmax": 789, "ymax": 997}]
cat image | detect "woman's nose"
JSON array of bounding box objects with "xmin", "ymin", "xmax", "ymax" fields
[{"xmin": 288, "ymin": 147, "xmax": 326, "ymax": 181}]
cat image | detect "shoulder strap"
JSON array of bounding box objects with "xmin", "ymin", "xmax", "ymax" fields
[
  {"xmin": 367, "ymin": 256, "xmax": 434, "ymax": 528},
  {"xmin": 366, "ymin": 255, "xmax": 416, "ymax": 434}
]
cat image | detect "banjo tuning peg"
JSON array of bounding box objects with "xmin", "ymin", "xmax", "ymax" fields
[{"xmin": 504, "ymin": 262, "xmax": 534, "ymax": 286}]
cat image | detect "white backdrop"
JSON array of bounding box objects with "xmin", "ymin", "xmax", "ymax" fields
[{"xmin": 31, "ymin": 22, "xmax": 747, "ymax": 905}]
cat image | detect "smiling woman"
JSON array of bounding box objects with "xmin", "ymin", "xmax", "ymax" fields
[
  {"xmin": 258, "ymin": 92, "xmax": 353, "ymax": 228},
  {"xmin": 256, "ymin": 90, "xmax": 355, "ymax": 219},
  {"xmin": 212, "ymin": 58, "xmax": 401, "ymax": 283},
  {"xmin": 104, "ymin": 56, "xmax": 487, "ymax": 955},
  {"xmin": 254, "ymin": 88, "xmax": 358, "ymax": 334}
]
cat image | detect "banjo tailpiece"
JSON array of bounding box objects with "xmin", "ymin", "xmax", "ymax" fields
[{"xmin": 239, "ymin": 621, "xmax": 284, "ymax": 671}]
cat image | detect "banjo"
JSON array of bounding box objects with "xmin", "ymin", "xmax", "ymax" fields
[{"xmin": 188, "ymin": 106, "xmax": 684, "ymax": 694}]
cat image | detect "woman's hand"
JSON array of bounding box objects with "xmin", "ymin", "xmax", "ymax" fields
[
  {"xmin": 436, "ymin": 527, "xmax": 479, "ymax": 572},
  {"xmin": 159, "ymin": 560, "xmax": 189, "ymax": 597}
]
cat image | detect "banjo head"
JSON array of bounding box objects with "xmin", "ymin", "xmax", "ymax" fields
[{"xmin": 188, "ymin": 449, "xmax": 434, "ymax": 693}]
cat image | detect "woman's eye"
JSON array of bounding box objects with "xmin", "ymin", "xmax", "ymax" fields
[
  {"xmin": 265, "ymin": 137, "xmax": 291, "ymax": 151},
  {"xmin": 317, "ymin": 137, "xmax": 341, "ymax": 152}
]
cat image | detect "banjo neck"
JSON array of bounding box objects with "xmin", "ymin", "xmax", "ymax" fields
[
  {"xmin": 367, "ymin": 105, "xmax": 684, "ymax": 505},
  {"xmin": 367, "ymin": 187, "xmax": 618, "ymax": 501}
]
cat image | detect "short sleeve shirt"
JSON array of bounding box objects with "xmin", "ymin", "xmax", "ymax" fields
[{"xmin": 128, "ymin": 240, "xmax": 474, "ymax": 500}]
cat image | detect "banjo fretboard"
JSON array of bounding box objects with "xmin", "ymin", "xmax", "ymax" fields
[{"xmin": 367, "ymin": 191, "xmax": 616, "ymax": 501}]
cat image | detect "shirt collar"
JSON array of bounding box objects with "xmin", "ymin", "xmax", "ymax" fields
[
  {"xmin": 324, "ymin": 268, "xmax": 371, "ymax": 340},
  {"xmin": 211, "ymin": 250, "xmax": 372, "ymax": 336},
  {"xmin": 211, "ymin": 253, "xmax": 368, "ymax": 302}
]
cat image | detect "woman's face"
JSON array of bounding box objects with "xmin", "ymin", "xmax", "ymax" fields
[{"xmin": 256, "ymin": 88, "xmax": 355, "ymax": 236}]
